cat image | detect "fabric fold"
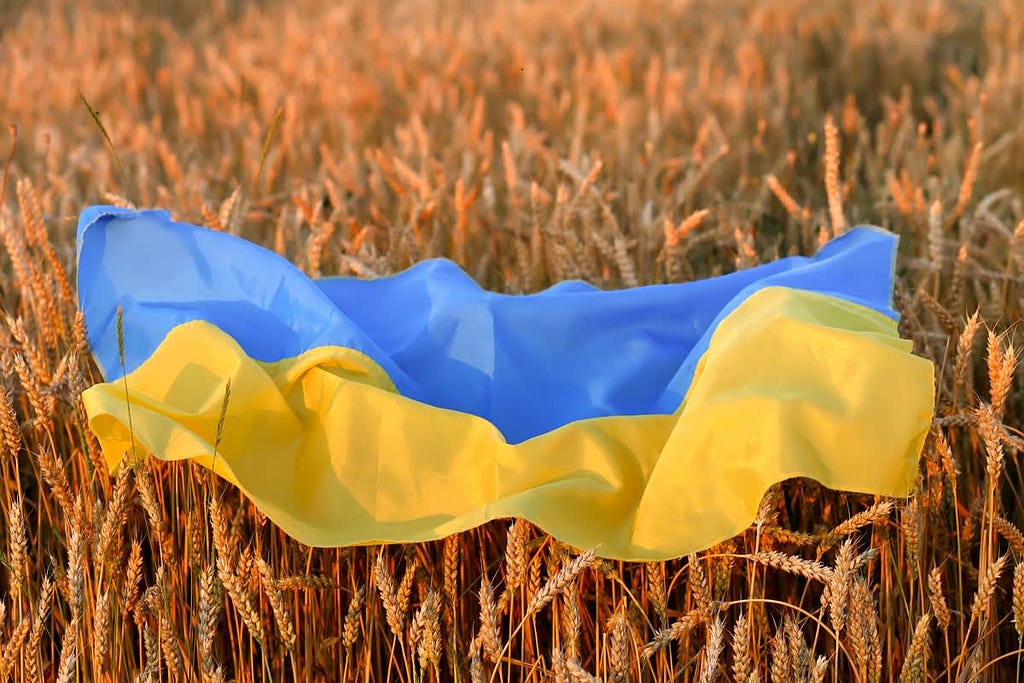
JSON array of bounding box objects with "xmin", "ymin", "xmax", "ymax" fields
[
  {"xmin": 81, "ymin": 295, "xmax": 933, "ymax": 560},
  {"xmin": 79, "ymin": 206, "xmax": 908, "ymax": 443},
  {"xmin": 77, "ymin": 206, "xmax": 935, "ymax": 560}
]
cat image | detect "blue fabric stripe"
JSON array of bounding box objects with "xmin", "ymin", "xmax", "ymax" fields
[{"xmin": 78, "ymin": 206, "xmax": 899, "ymax": 443}]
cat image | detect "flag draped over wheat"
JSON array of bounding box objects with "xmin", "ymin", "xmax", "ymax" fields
[{"xmin": 77, "ymin": 206, "xmax": 933, "ymax": 560}]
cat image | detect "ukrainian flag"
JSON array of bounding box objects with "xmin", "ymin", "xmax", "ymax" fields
[{"xmin": 78, "ymin": 206, "xmax": 933, "ymax": 561}]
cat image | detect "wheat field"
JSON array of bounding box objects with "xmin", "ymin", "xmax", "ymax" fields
[{"xmin": 1, "ymin": 0, "xmax": 1023, "ymax": 680}]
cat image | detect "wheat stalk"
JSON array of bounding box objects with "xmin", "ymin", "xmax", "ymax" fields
[
  {"xmin": 562, "ymin": 579, "xmax": 582, "ymax": 661},
  {"xmin": 413, "ymin": 590, "xmax": 442, "ymax": 674},
  {"xmin": 646, "ymin": 562, "xmax": 668, "ymax": 623},
  {"xmin": 823, "ymin": 114, "xmax": 846, "ymax": 236},
  {"xmin": 641, "ymin": 608, "xmax": 703, "ymax": 658},
  {"xmin": 823, "ymin": 540, "xmax": 856, "ymax": 635},
  {"xmin": 257, "ymin": 557, "xmax": 297, "ymax": 649},
  {"xmin": 210, "ymin": 497, "xmax": 265, "ymax": 643},
  {"xmin": 443, "ymin": 533, "xmax": 460, "ymax": 610},
  {"xmin": 92, "ymin": 590, "xmax": 111, "ymax": 673},
  {"xmin": 526, "ymin": 549, "xmax": 599, "ymax": 618},
  {"xmin": 927, "ymin": 567, "xmax": 952, "ymax": 632},
  {"xmin": 501, "ymin": 520, "xmax": 528, "ymax": 608},
  {"xmin": 606, "ymin": 604, "xmax": 631, "ymax": 683},
  {"xmin": 341, "ymin": 585, "xmax": 364, "ymax": 651},
  {"xmin": 477, "ymin": 575, "xmax": 502, "ymax": 663},
  {"xmin": 374, "ymin": 551, "xmax": 405, "ymax": 639},
  {"xmin": 751, "ymin": 551, "xmax": 834, "ymax": 584},
  {"xmin": 0, "ymin": 614, "xmax": 30, "ymax": 679},
  {"xmin": 823, "ymin": 500, "xmax": 894, "ymax": 547},
  {"xmin": 897, "ymin": 613, "xmax": 931, "ymax": 683},
  {"xmin": 6, "ymin": 498, "xmax": 27, "ymax": 603},
  {"xmin": 970, "ymin": 553, "xmax": 1008, "ymax": 628},
  {"xmin": 768, "ymin": 619, "xmax": 791, "ymax": 683},
  {"xmin": 730, "ymin": 610, "xmax": 754, "ymax": 683},
  {"xmin": 697, "ymin": 614, "xmax": 726, "ymax": 683},
  {"xmin": 689, "ymin": 553, "xmax": 714, "ymax": 622},
  {"xmin": 199, "ymin": 564, "xmax": 225, "ymax": 681}
]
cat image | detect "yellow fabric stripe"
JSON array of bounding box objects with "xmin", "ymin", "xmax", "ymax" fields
[{"xmin": 82, "ymin": 286, "xmax": 934, "ymax": 560}]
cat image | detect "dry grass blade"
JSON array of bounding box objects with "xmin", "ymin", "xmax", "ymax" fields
[
  {"xmin": 765, "ymin": 175, "xmax": 807, "ymax": 219},
  {"xmin": 252, "ymin": 106, "xmax": 283, "ymax": 191},
  {"xmin": 77, "ymin": 90, "xmax": 126, "ymax": 184}
]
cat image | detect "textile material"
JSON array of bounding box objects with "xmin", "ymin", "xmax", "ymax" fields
[
  {"xmin": 78, "ymin": 206, "xmax": 934, "ymax": 561},
  {"xmin": 79, "ymin": 206, "xmax": 900, "ymax": 442}
]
